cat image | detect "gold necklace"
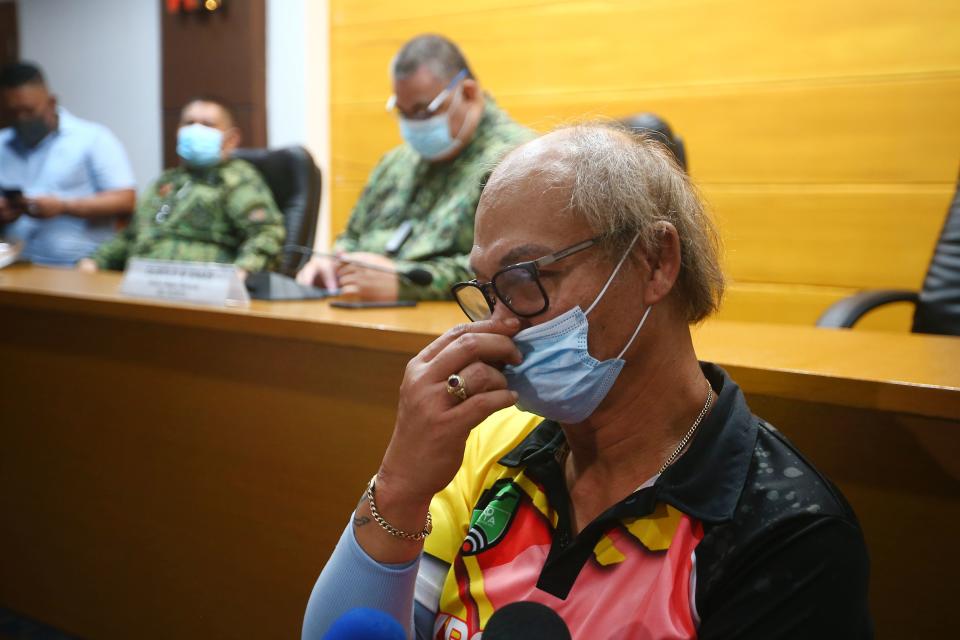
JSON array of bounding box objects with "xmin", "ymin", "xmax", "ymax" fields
[
  {"xmin": 556, "ymin": 379, "xmax": 715, "ymax": 475},
  {"xmin": 657, "ymin": 380, "xmax": 714, "ymax": 475}
]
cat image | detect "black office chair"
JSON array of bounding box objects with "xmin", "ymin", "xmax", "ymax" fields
[
  {"xmin": 619, "ymin": 113, "xmax": 688, "ymax": 173},
  {"xmin": 817, "ymin": 170, "xmax": 960, "ymax": 336},
  {"xmin": 233, "ymin": 145, "xmax": 322, "ymax": 276}
]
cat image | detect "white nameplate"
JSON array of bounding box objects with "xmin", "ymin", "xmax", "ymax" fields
[{"xmin": 120, "ymin": 258, "xmax": 250, "ymax": 308}]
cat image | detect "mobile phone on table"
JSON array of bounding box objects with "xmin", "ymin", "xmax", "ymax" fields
[{"xmin": 329, "ymin": 300, "xmax": 417, "ymax": 309}]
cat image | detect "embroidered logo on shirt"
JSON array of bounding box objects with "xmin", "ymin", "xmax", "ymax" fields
[{"xmin": 462, "ymin": 480, "xmax": 522, "ymax": 555}]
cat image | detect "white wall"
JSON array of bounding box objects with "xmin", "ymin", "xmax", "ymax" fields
[
  {"xmin": 17, "ymin": 0, "xmax": 162, "ymax": 193},
  {"xmin": 267, "ymin": 0, "xmax": 330, "ymax": 249},
  {"xmin": 267, "ymin": 0, "xmax": 306, "ymax": 149}
]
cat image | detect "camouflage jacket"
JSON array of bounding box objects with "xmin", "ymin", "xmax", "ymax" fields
[
  {"xmin": 91, "ymin": 159, "xmax": 285, "ymax": 272},
  {"xmin": 336, "ymin": 97, "xmax": 533, "ymax": 300}
]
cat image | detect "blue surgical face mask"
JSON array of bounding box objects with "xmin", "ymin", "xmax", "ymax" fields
[
  {"xmin": 177, "ymin": 123, "xmax": 224, "ymax": 168},
  {"xmin": 398, "ymin": 87, "xmax": 465, "ymax": 161},
  {"xmin": 503, "ymin": 234, "xmax": 651, "ymax": 423}
]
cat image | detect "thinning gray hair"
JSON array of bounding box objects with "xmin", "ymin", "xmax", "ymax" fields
[
  {"xmin": 561, "ymin": 124, "xmax": 724, "ymax": 322},
  {"xmin": 391, "ymin": 34, "xmax": 474, "ymax": 82}
]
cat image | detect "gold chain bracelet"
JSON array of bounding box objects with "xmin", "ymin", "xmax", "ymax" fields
[{"xmin": 364, "ymin": 475, "xmax": 433, "ymax": 542}]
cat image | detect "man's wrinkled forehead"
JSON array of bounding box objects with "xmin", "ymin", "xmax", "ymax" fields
[
  {"xmin": 480, "ymin": 137, "xmax": 575, "ymax": 220},
  {"xmin": 470, "ymin": 136, "xmax": 584, "ymax": 276},
  {"xmin": 496, "ymin": 133, "xmax": 575, "ymax": 183}
]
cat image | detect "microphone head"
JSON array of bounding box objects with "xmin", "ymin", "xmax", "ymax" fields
[
  {"xmin": 405, "ymin": 268, "xmax": 434, "ymax": 287},
  {"xmin": 321, "ymin": 607, "xmax": 406, "ymax": 640},
  {"xmin": 483, "ymin": 601, "xmax": 571, "ymax": 640}
]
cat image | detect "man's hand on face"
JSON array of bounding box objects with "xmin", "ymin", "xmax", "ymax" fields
[
  {"xmin": 24, "ymin": 195, "xmax": 67, "ymax": 219},
  {"xmin": 0, "ymin": 197, "xmax": 22, "ymax": 224},
  {"xmin": 336, "ymin": 252, "xmax": 401, "ymax": 302}
]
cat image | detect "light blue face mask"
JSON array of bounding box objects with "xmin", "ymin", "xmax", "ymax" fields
[
  {"xmin": 399, "ymin": 111, "xmax": 462, "ymax": 160},
  {"xmin": 176, "ymin": 123, "xmax": 224, "ymax": 168},
  {"xmin": 397, "ymin": 70, "xmax": 469, "ymax": 161},
  {"xmin": 503, "ymin": 234, "xmax": 651, "ymax": 424}
]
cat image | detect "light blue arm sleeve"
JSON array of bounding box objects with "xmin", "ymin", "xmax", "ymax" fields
[
  {"xmin": 301, "ymin": 523, "xmax": 421, "ymax": 639},
  {"xmin": 88, "ymin": 126, "xmax": 135, "ymax": 192}
]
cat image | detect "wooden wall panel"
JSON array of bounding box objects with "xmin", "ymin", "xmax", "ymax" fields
[
  {"xmin": 328, "ymin": 0, "xmax": 960, "ymax": 330},
  {"xmin": 161, "ymin": 0, "xmax": 266, "ymax": 168},
  {"xmin": 330, "ymin": 1, "xmax": 960, "ymax": 98},
  {"xmin": 717, "ymin": 282, "xmax": 916, "ymax": 331},
  {"xmin": 330, "ymin": 79, "xmax": 960, "ymax": 187},
  {"xmin": 712, "ymin": 187, "xmax": 950, "ymax": 289},
  {"xmin": 0, "ymin": 2, "xmax": 17, "ymax": 67},
  {"xmin": 0, "ymin": 1, "xmax": 18, "ymax": 130}
]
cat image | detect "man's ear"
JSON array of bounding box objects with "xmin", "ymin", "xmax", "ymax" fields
[
  {"xmin": 461, "ymin": 78, "xmax": 481, "ymax": 102},
  {"xmin": 641, "ymin": 221, "xmax": 682, "ymax": 306},
  {"xmin": 45, "ymin": 95, "xmax": 59, "ymax": 127},
  {"xmin": 222, "ymin": 126, "xmax": 242, "ymax": 154}
]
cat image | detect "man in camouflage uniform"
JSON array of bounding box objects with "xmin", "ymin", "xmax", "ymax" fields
[
  {"xmin": 296, "ymin": 34, "xmax": 532, "ymax": 301},
  {"xmin": 78, "ymin": 98, "xmax": 284, "ymax": 276}
]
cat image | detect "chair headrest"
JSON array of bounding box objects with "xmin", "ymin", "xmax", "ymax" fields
[{"xmin": 620, "ymin": 112, "xmax": 688, "ymax": 172}]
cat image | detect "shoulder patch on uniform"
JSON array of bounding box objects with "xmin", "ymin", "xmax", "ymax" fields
[
  {"xmin": 247, "ymin": 208, "xmax": 268, "ymax": 223},
  {"xmin": 157, "ymin": 182, "xmax": 173, "ymax": 197}
]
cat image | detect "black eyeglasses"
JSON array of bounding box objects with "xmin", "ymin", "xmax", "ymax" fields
[{"xmin": 451, "ymin": 237, "xmax": 597, "ymax": 321}]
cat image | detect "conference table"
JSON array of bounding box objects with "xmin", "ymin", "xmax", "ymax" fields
[{"xmin": 1, "ymin": 264, "xmax": 957, "ymax": 639}]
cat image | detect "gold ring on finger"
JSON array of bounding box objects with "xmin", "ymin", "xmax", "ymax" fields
[{"xmin": 446, "ymin": 374, "xmax": 468, "ymax": 401}]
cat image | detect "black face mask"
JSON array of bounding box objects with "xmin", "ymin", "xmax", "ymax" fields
[{"xmin": 15, "ymin": 117, "xmax": 52, "ymax": 147}]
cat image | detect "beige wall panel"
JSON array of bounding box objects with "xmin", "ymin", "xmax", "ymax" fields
[
  {"xmin": 331, "ymin": 0, "xmax": 960, "ymax": 101},
  {"xmin": 331, "ymin": 78, "xmax": 960, "ymax": 191},
  {"xmin": 712, "ymin": 187, "xmax": 952, "ymax": 289},
  {"xmin": 718, "ymin": 282, "xmax": 916, "ymax": 330}
]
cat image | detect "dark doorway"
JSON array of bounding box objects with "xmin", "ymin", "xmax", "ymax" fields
[
  {"xmin": 0, "ymin": 1, "xmax": 19, "ymax": 129},
  {"xmin": 161, "ymin": 0, "xmax": 267, "ymax": 168}
]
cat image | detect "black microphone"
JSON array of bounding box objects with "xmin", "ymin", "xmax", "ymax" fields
[
  {"xmin": 321, "ymin": 607, "xmax": 406, "ymax": 640},
  {"xmin": 483, "ymin": 602, "xmax": 571, "ymax": 640},
  {"xmin": 284, "ymin": 244, "xmax": 434, "ymax": 287}
]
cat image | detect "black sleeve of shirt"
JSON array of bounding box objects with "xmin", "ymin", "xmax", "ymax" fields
[{"xmin": 698, "ymin": 516, "xmax": 873, "ymax": 640}]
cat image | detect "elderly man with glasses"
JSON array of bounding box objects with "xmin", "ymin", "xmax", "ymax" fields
[
  {"xmin": 296, "ymin": 34, "xmax": 531, "ymax": 301},
  {"xmin": 302, "ymin": 124, "xmax": 872, "ymax": 639}
]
